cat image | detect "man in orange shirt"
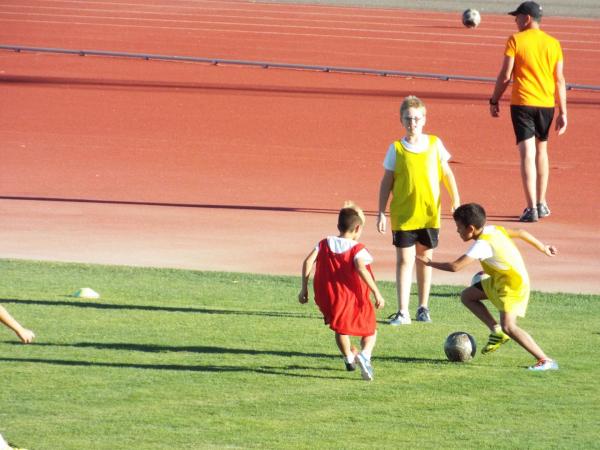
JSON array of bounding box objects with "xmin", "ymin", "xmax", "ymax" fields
[{"xmin": 489, "ymin": 1, "xmax": 567, "ymax": 222}]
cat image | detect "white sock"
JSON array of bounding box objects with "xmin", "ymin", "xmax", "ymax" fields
[
  {"xmin": 344, "ymin": 354, "xmax": 355, "ymax": 364},
  {"xmin": 361, "ymin": 350, "xmax": 372, "ymax": 361}
]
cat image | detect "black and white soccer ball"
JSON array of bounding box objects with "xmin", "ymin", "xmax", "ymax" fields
[
  {"xmin": 462, "ymin": 9, "xmax": 481, "ymax": 28},
  {"xmin": 444, "ymin": 332, "xmax": 477, "ymax": 362}
]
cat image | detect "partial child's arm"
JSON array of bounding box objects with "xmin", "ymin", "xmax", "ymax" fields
[
  {"xmin": 506, "ymin": 228, "xmax": 558, "ymax": 256},
  {"xmin": 441, "ymin": 161, "xmax": 460, "ymax": 212},
  {"xmin": 417, "ymin": 254, "xmax": 476, "ymax": 272},
  {"xmin": 354, "ymin": 259, "xmax": 385, "ymax": 309},
  {"xmin": 377, "ymin": 170, "xmax": 394, "ymax": 234},
  {"xmin": 298, "ymin": 248, "xmax": 318, "ymax": 304},
  {"xmin": 0, "ymin": 305, "xmax": 35, "ymax": 344}
]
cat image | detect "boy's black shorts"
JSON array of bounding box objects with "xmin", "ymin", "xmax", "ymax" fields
[
  {"xmin": 392, "ymin": 228, "xmax": 439, "ymax": 249},
  {"xmin": 510, "ymin": 105, "xmax": 555, "ymax": 144}
]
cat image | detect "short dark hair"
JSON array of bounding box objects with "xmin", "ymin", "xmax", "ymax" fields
[
  {"xmin": 453, "ymin": 203, "xmax": 487, "ymax": 229},
  {"xmin": 337, "ymin": 203, "xmax": 365, "ymax": 233}
]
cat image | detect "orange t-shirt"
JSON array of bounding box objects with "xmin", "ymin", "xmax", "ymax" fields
[{"xmin": 505, "ymin": 28, "xmax": 563, "ymax": 107}]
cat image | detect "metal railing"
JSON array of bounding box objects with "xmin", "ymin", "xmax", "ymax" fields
[{"xmin": 1, "ymin": 44, "xmax": 598, "ymax": 92}]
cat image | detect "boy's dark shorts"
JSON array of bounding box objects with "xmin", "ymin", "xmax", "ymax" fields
[
  {"xmin": 392, "ymin": 228, "xmax": 439, "ymax": 249},
  {"xmin": 510, "ymin": 105, "xmax": 554, "ymax": 144}
]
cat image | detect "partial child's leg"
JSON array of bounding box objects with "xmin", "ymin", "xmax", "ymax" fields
[
  {"xmin": 461, "ymin": 286, "xmax": 497, "ymax": 331},
  {"xmin": 335, "ymin": 333, "xmax": 353, "ymax": 358},
  {"xmin": 416, "ymin": 243, "xmax": 433, "ymax": 309},
  {"xmin": 395, "ymin": 245, "xmax": 416, "ymax": 316},
  {"xmin": 359, "ymin": 332, "xmax": 377, "ymax": 361},
  {"xmin": 500, "ymin": 312, "xmax": 549, "ymax": 361}
]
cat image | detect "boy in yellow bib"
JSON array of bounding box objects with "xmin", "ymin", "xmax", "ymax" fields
[
  {"xmin": 378, "ymin": 96, "xmax": 460, "ymax": 325},
  {"xmin": 418, "ymin": 203, "xmax": 558, "ymax": 371}
]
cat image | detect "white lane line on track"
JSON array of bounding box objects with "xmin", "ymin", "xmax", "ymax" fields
[
  {"xmin": 1, "ymin": 6, "xmax": 599, "ymax": 40},
  {"xmin": 3, "ymin": 1, "xmax": 600, "ymax": 31},
  {"xmin": 2, "ymin": 17, "xmax": 599, "ymax": 54},
  {"xmin": 0, "ymin": 11, "xmax": 598, "ymax": 50},
  {"xmin": 1, "ymin": 12, "xmax": 599, "ymax": 46}
]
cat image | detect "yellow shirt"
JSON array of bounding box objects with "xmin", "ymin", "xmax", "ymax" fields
[
  {"xmin": 505, "ymin": 28, "xmax": 563, "ymax": 107},
  {"xmin": 474, "ymin": 226, "xmax": 530, "ymax": 316},
  {"xmin": 390, "ymin": 135, "xmax": 442, "ymax": 230}
]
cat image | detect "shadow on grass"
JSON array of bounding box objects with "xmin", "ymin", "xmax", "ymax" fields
[
  {"xmin": 5, "ymin": 341, "xmax": 448, "ymax": 365},
  {"xmin": 5, "ymin": 341, "xmax": 448, "ymax": 367},
  {"xmin": 0, "ymin": 356, "xmax": 349, "ymax": 380},
  {"xmin": 24, "ymin": 341, "xmax": 336, "ymax": 359},
  {"xmin": 0, "ymin": 298, "xmax": 315, "ymax": 319}
]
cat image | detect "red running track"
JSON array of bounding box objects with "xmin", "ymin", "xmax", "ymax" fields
[{"xmin": 1, "ymin": 0, "xmax": 600, "ymax": 293}]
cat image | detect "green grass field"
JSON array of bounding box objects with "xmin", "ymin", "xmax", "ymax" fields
[{"xmin": 1, "ymin": 259, "xmax": 598, "ymax": 449}]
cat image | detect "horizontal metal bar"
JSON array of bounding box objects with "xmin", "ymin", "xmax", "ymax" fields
[{"xmin": 1, "ymin": 44, "xmax": 598, "ymax": 92}]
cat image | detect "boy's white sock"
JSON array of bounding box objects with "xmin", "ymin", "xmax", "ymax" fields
[
  {"xmin": 344, "ymin": 354, "xmax": 355, "ymax": 364},
  {"xmin": 360, "ymin": 350, "xmax": 372, "ymax": 361},
  {"xmin": 493, "ymin": 324, "xmax": 502, "ymax": 334}
]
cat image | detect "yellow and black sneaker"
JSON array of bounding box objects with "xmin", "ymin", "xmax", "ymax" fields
[{"xmin": 482, "ymin": 330, "xmax": 510, "ymax": 354}]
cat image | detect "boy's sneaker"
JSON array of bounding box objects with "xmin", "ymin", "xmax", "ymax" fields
[
  {"xmin": 344, "ymin": 346, "xmax": 359, "ymax": 371},
  {"xmin": 528, "ymin": 359, "xmax": 559, "ymax": 371},
  {"xmin": 519, "ymin": 207, "xmax": 539, "ymax": 222},
  {"xmin": 356, "ymin": 353, "xmax": 374, "ymax": 381},
  {"xmin": 537, "ymin": 203, "xmax": 551, "ymax": 218},
  {"xmin": 415, "ymin": 306, "xmax": 431, "ymax": 322},
  {"xmin": 388, "ymin": 311, "xmax": 411, "ymax": 326},
  {"xmin": 482, "ymin": 330, "xmax": 511, "ymax": 354}
]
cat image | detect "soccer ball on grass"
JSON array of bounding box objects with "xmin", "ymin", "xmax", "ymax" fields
[
  {"xmin": 471, "ymin": 270, "xmax": 489, "ymax": 286},
  {"xmin": 444, "ymin": 332, "xmax": 477, "ymax": 362}
]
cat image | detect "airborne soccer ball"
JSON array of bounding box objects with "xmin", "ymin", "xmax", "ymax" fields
[
  {"xmin": 462, "ymin": 9, "xmax": 481, "ymax": 28},
  {"xmin": 444, "ymin": 332, "xmax": 477, "ymax": 362},
  {"xmin": 471, "ymin": 270, "xmax": 490, "ymax": 286}
]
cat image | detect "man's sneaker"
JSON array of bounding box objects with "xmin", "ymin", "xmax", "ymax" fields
[
  {"xmin": 537, "ymin": 203, "xmax": 551, "ymax": 218},
  {"xmin": 519, "ymin": 207, "xmax": 539, "ymax": 222},
  {"xmin": 415, "ymin": 306, "xmax": 431, "ymax": 322},
  {"xmin": 528, "ymin": 359, "xmax": 559, "ymax": 371},
  {"xmin": 482, "ymin": 330, "xmax": 511, "ymax": 354},
  {"xmin": 356, "ymin": 353, "xmax": 374, "ymax": 381},
  {"xmin": 388, "ymin": 311, "xmax": 411, "ymax": 325}
]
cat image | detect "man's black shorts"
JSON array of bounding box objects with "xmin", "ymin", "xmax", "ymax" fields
[
  {"xmin": 392, "ymin": 228, "xmax": 439, "ymax": 249},
  {"xmin": 510, "ymin": 105, "xmax": 555, "ymax": 144}
]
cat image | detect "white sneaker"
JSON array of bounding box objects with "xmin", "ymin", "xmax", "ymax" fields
[
  {"xmin": 356, "ymin": 353, "xmax": 374, "ymax": 381},
  {"xmin": 528, "ymin": 359, "xmax": 559, "ymax": 371},
  {"xmin": 388, "ymin": 311, "xmax": 411, "ymax": 325}
]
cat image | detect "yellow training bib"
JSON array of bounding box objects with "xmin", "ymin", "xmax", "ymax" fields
[{"xmin": 390, "ymin": 135, "xmax": 442, "ymax": 230}]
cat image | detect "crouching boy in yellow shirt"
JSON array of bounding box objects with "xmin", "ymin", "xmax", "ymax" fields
[{"xmin": 417, "ymin": 203, "xmax": 558, "ymax": 371}]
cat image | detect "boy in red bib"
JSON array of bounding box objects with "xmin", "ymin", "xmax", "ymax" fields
[{"xmin": 299, "ymin": 202, "xmax": 385, "ymax": 381}]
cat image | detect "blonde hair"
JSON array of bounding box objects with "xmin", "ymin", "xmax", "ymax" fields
[
  {"xmin": 400, "ymin": 95, "xmax": 426, "ymax": 118},
  {"xmin": 338, "ymin": 201, "xmax": 365, "ymax": 232}
]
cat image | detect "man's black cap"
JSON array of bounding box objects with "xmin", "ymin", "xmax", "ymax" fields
[{"xmin": 508, "ymin": 1, "xmax": 543, "ymax": 19}]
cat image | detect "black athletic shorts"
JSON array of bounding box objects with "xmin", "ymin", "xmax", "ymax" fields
[
  {"xmin": 510, "ymin": 105, "xmax": 555, "ymax": 144},
  {"xmin": 392, "ymin": 228, "xmax": 439, "ymax": 249}
]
